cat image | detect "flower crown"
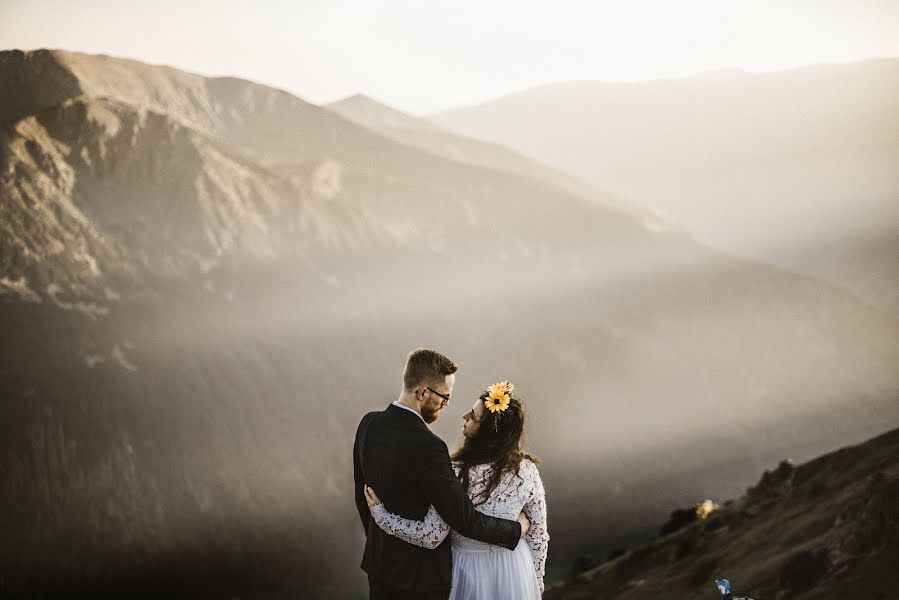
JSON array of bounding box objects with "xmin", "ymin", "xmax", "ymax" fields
[{"xmin": 480, "ymin": 380, "xmax": 514, "ymax": 414}]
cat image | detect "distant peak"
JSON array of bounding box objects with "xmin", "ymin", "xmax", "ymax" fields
[
  {"xmin": 324, "ymin": 92, "xmax": 437, "ymax": 132},
  {"xmin": 344, "ymin": 93, "xmax": 375, "ymax": 103},
  {"xmin": 326, "ymin": 92, "xmax": 391, "ymax": 110}
]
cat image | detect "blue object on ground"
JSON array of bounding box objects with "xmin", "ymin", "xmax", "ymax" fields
[{"xmin": 715, "ymin": 579, "xmax": 731, "ymax": 596}]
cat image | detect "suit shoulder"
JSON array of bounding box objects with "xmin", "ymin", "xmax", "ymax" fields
[{"xmin": 355, "ymin": 410, "xmax": 380, "ymax": 433}]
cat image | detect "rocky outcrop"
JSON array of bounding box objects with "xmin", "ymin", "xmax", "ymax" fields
[{"xmin": 0, "ymin": 49, "xmax": 83, "ymax": 125}]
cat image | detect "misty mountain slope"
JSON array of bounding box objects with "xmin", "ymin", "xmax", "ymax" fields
[
  {"xmin": 783, "ymin": 224, "xmax": 899, "ymax": 317},
  {"xmin": 2, "ymin": 49, "xmax": 685, "ymax": 308},
  {"xmin": 0, "ymin": 295, "xmax": 379, "ymax": 599},
  {"xmin": 1, "ymin": 93, "xmax": 332, "ymax": 295},
  {"xmin": 431, "ymin": 59, "xmax": 899, "ymax": 315},
  {"xmin": 2, "ymin": 245, "xmax": 896, "ymax": 599},
  {"xmin": 324, "ymin": 93, "xmax": 623, "ymax": 208},
  {"xmin": 544, "ymin": 425, "xmax": 899, "ymax": 600},
  {"xmin": 0, "ymin": 94, "xmax": 667, "ymax": 309},
  {"xmin": 3, "ymin": 270, "xmax": 895, "ymax": 600}
]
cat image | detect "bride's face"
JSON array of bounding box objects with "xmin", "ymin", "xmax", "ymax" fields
[{"xmin": 462, "ymin": 400, "xmax": 485, "ymax": 439}]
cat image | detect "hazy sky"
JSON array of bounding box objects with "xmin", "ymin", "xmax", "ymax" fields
[{"xmin": 3, "ymin": 0, "xmax": 898, "ymax": 114}]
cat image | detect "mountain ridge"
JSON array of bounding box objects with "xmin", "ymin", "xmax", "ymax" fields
[{"xmin": 431, "ymin": 57, "xmax": 899, "ymax": 115}]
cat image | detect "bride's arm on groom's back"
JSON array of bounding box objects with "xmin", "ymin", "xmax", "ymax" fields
[
  {"xmin": 415, "ymin": 436, "xmax": 522, "ymax": 550},
  {"xmin": 369, "ymin": 503, "xmax": 450, "ymax": 549},
  {"xmin": 522, "ymin": 460, "xmax": 550, "ymax": 591}
]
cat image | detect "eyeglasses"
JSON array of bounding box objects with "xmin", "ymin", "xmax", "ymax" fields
[{"xmin": 425, "ymin": 387, "xmax": 451, "ymax": 404}]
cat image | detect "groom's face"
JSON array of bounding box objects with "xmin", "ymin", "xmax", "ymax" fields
[{"xmin": 419, "ymin": 373, "xmax": 455, "ymax": 424}]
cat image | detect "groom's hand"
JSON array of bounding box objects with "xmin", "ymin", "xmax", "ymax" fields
[{"xmin": 517, "ymin": 512, "xmax": 531, "ymax": 538}]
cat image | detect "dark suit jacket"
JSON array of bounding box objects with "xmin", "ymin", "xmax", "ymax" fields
[{"xmin": 353, "ymin": 402, "xmax": 522, "ymax": 592}]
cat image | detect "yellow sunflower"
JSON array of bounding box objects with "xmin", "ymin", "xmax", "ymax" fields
[
  {"xmin": 484, "ymin": 388, "xmax": 511, "ymax": 413},
  {"xmin": 487, "ymin": 380, "xmax": 514, "ymax": 396}
]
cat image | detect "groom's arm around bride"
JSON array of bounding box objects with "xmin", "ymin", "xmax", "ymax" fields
[{"xmin": 415, "ymin": 428, "xmax": 527, "ymax": 547}]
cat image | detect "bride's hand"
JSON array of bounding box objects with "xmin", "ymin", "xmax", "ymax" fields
[{"xmin": 364, "ymin": 484, "xmax": 382, "ymax": 508}]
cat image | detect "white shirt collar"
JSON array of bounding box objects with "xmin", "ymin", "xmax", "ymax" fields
[{"xmin": 392, "ymin": 400, "xmax": 427, "ymax": 425}]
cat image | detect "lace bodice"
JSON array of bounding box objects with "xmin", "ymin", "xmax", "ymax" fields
[{"xmin": 369, "ymin": 458, "xmax": 550, "ymax": 589}]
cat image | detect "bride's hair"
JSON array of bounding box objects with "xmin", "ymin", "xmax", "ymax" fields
[{"xmin": 450, "ymin": 396, "xmax": 540, "ymax": 505}]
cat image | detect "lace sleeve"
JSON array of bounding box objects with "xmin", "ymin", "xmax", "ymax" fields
[
  {"xmin": 521, "ymin": 460, "xmax": 550, "ymax": 589},
  {"xmin": 369, "ymin": 503, "xmax": 451, "ymax": 550}
]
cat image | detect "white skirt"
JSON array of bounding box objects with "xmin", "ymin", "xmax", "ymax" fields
[{"xmin": 448, "ymin": 536, "xmax": 542, "ymax": 600}]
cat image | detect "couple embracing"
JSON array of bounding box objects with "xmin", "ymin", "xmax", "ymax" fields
[{"xmin": 353, "ymin": 348, "xmax": 549, "ymax": 599}]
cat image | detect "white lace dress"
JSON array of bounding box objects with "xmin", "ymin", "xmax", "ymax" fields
[{"xmin": 369, "ymin": 458, "xmax": 549, "ymax": 598}]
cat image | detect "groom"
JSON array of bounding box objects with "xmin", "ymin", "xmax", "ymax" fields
[{"xmin": 353, "ymin": 348, "xmax": 530, "ymax": 599}]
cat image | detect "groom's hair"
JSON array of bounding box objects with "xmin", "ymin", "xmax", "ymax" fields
[{"xmin": 403, "ymin": 348, "xmax": 457, "ymax": 391}]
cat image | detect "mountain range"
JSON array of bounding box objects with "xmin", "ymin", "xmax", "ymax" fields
[{"xmin": 1, "ymin": 49, "xmax": 897, "ymax": 598}]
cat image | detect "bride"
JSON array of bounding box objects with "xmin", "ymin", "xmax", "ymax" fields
[{"xmin": 363, "ymin": 380, "xmax": 549, "ymax": 598}]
